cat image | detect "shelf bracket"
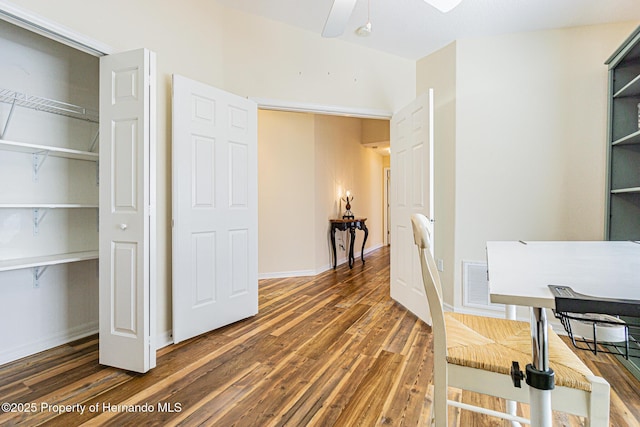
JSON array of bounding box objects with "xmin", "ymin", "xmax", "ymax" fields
[
  {"xmin": 32, "ymin": 150, "xmax": 50, "ymax": 182},
  {"xmin": 33, "ymin": 208, "xmax": 49, "ymax": 235},
  {"xmin": 89, "ymin": 130, "xmax": 99, "ymax": 153},
  {"xmin": 32, "ymin": 265, "xmax": 48, "ymax": 288},
  {"xmin": 0, "ymin": 95, "xmax": 17, "ymax": 140}
]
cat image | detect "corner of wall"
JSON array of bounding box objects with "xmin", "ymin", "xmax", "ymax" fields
[{"xmin": 415, "ymin": 39, "xmax": 457, "ymax": 308}]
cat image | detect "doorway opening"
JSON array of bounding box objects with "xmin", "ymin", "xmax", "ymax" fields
[{"xmin": 255, "ymin": 104, "xmax": 390, "ymax": 278}]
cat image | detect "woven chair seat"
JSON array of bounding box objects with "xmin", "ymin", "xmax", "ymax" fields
[{"xmin": 445, "ymin": 312, "xmax": 594, "ymax": 392}]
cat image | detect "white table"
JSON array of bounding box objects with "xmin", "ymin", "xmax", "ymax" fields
[{"xmin": 486, "ymin": 240, "xmax": 640, "ymax": 427}]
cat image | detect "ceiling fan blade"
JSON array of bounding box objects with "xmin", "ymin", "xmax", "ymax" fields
[
  {"xmin": 423, "ymin": 0, "xmax": 462, "ymax": 13},
  {"xmin": 322, "ymin": 0, "xmax": 358, "ymax": 38}
]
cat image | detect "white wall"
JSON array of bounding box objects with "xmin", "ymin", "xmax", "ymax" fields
[
  {"xmin": 6, "ymin": 0, "xmax": 415, "ymax": 342},
  {"xmin": 417, "ymin": 22, "xmax": 639, "ymax": 313},
  {"xmin": 416, "ymin": 41, "xmax": 457, "ymax": 306},
  {"xmin": 314, "ymin": 114, "xmax": 384, "ymax": 271},
  {"xmin": 219, "ymin": 8, "xmax": 414, "ymax": 111},
  {"xmin": 258, "ymin": 110, "xmax": 316, "ymax": 276}
]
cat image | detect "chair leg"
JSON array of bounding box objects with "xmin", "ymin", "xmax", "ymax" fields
[
  {"xmin": 586, "ymin": 375, "xmax": 610, "ymax": 427},
  {"xmin": 434, "ymin": 392, "xmax": 447, "ymax": 426},
  {"xmin": 433, "ymin": 365, "xmax": 448, "ymax": 427}
]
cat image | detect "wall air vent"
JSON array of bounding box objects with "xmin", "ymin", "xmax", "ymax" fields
[{"xmin": 462, "ymin": 261, "xmax": 504, "ymax": 312}]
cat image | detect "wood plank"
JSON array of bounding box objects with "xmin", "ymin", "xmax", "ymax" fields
[
  {"xmin": 204, "ymin": 352, "xmax": 314, "ymax": 425},
  {"xmin": 378, "ymin": 321, "xmax": 433, "ymax": 425},
  {"xmin": 297, "ymin": 303, "xmax": 370, "ymax": 360},
  {"xmin": 304, "ymin": 353, "xmax": 377, "ymax": 425},
  {"xmin": 0, "ymin": 343, "xmax": 88, "ymax": 387},
  {"xmin": 347, "ymin": 300, "xmax": 404, "ymax": 356},
  {"xmin": 384, "ymin": 309, "xmax": 420, "ymax": 355},
  {"xmin": 333, "ymin": 350, "xmax": 405, "ymax": 426},
  {"xmin": 167, "ymin": 362, "xmax": 267, "ymax": 426},
  {"xmin": 270, "ymin": 344, "xmax": 365, "ymax": 426}
]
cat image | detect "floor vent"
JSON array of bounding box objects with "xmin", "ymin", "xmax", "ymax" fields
[{"xmin": 462, "ymin": 261, "xmax": 503, "ymax": 311}]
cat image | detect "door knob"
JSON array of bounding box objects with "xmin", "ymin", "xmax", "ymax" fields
[{"xmin": 120, "ymin": 224, "xmax": 128, "ymax": 230}]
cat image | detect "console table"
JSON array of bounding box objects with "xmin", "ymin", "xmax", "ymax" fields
[{"xmin": 330, "ymin": 218, "xmax": 368, "ymax": 269}]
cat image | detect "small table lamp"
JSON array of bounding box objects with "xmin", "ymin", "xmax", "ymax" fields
[{"xmin": 342, "ymin": 191, "xmax": 354, "ymax": 219}]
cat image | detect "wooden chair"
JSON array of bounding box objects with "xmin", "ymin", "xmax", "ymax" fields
[{"xmin": 410, "ymin": 213, "xmax": 610, "ymax": 426}]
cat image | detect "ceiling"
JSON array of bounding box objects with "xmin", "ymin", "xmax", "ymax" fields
[{"xmin": 215, "ymin": 0, "xmax": 640, "ymax": 60}]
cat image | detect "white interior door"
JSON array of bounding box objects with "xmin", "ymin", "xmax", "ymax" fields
[
  {"xmin": 172, "ymin": 74, "xmax": 258, "ymax": 344},
  {"xmin": 390, "ymin": 90, "xmax": 434, "ymax": 324},
  {"xmin": 99, "ymin": 48, "xmax": 156, "ymax": 373}
]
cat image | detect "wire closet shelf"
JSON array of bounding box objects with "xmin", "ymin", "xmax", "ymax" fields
[{"xmin": 0, "ymin": 88, "xmax": 99, "ymax": 123}]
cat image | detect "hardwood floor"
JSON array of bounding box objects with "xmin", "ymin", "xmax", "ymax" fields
[{"xmin": 1, "ymin": 246, "xmax": 639, "ymax": 426}]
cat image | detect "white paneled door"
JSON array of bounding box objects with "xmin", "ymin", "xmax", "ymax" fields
[
  {"xmin": 99, "ymin": 48, "xmax": 156, "ymax": 373},
  {"xmin": 172, "ymin": 75, "xmax": 258, "ymax": 344},
  {"xmin": 390, "ymin": 91, "xmax": 434, "ymax": 324}
]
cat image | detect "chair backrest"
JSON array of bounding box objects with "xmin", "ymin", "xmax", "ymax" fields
[{"xmin": 410, "ymin": 214, "xmax": 447, "ymax": 353}]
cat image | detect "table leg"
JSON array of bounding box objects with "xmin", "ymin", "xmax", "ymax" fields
[
  {"xmin": 330, "ymin": 227, "xmax": 337, "ymax": 269},
  {"xmin": 360, "ymin": 223, "xmax": 368, "ymax": 264},
  {"xmin": 349, "ymin": 226, "xmax": 356, "ymax": 268},
  {"xmin": 529, "ymin": 307, "xmax": 553, "ymax": 427}
]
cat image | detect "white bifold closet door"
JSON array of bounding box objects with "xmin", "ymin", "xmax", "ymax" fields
[
  {"xmin": 390, "ymin": 90, "xmax": 434, "ymax": 325},
  {"xmin": 171, "ymin": 75, "xmax": 258, "ymax": 344},
  {"xmin": 99, "ymin": 48, "xmax": 156, "ymax": 373}
]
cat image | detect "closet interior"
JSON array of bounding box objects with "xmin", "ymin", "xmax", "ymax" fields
[{"xmin": 0, "ymin": 18, "xmax": 100, "ymax": 364}]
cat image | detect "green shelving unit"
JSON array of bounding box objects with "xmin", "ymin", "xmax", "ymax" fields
[
  {"xmin": 606, "ymin": 26, "xmax": 640, "ymax": 241},
  {"xmin": 605, "ymin": 26, "xmax": 640, "ymax": 380}
]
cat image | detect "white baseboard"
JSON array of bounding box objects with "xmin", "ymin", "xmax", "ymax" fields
[
  {"xmin": 258, "ymin": 269, "xmax": 317, "ymax": 279},
  {"xmin": 259, "ymin": 243, "xmax": 384, "ymax": 280},
  {"xmin": 0, "ymin": 322, "xmax": 98, "ymax": 366},
  {"xmin": 446, "ymin": 303, "xmax": 526, "ymax": 320},
  {"xmin": 327, "ymin": 243, "xmax": 383, "ymax": 272},
  {"xmin": 363, "ymin": 243, "xmax": 384, "ymax": 255},
  {"xmin": 0, "ymin": 325, "xmax": 178, "ymax": 366}
]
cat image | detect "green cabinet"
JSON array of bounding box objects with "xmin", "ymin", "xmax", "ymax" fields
[{"xmin": 606, "ymin": 26, "xmax": 640, "ymax": 240}]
